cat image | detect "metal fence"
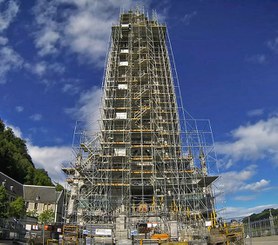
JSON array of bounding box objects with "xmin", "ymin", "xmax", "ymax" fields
[
  {"xmin": 0, "ymin": 218, "xmax": 26, "ymax": 241},
  {"xmin": 244, "ymin": 215, "xmax": 278, "ymax": 238}
]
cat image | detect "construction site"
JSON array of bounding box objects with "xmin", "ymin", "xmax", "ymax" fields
[{"xmin": 62, "ymin": 8, "xmax": 243, "ymax": 245}]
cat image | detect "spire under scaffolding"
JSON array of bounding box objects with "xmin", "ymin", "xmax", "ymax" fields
[{"xmin": 62, "ymin": 9, "xmax": 229, "ymax": 244}]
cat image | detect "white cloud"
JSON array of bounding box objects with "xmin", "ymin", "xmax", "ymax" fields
[
  {"xmin": 48, "ymin": 62, "xmax": 65, "ymax": 74},
  {"xmin": 245, "ymin": 54, "xmax": 266, "ymax": 64},
  {"xmin": 267, "ymin": 37, "xmax": 278, "ymax": 54},
  {"xmin": 234, "ymin": 195, "xmax": 256, "ymax": 201},
  {"xmin": 65, "ymin": 86, "xmax": 102, "ymax": 133},
  {"xmin": 15, "ymin": 106, "xmax": 24, "ymax": 112},
  {"xmin": 241, "ymin": 179, "xmax": 270, "ymax": 192},
  {"xmin": 0, "ymin": 0, "xmax": 19, "ymax": 32},
  {"xmin": 0, "ymin": 36, "xmax": 8, "ymax": 45},
  {"xmin": 27, "ymin": 144, "xmax": 72, "ymax": 184},
  {"xmin": 219, "ymin": 165, "xmax": 257, "ymax": 194},
  {"xmin": 62, "ymin": 83, "xmax": 80, "ymax": 95},
  {"xmin": 247, "ymin": 108, "xmax": 264, "ymax": 117},
  {"xmin": 33, "ymin": 62, "xmax": 47, "ymax": 76},
  {"xmin": 215, "ymin": 116, "xmax": 278, "ymax": 165},
  {"xmin": 5, "ymin": 122, "xmax": 72, "ymax": 184},
  {"xmin": 219, "ymin": 204, "xmax": 278, "ymax": 219},
  {"xmin": 33, "ymin": 0, "xmax": 60, "ymax": 56},
  {"xmin": 64, "ymin": 11, "xmax": 110, "ymax": 65},
  {"xmin": 0, "ymin": 2, "xmax": 24, "ymax": 84},
  {"xmin": 61, "ymin": 0, "xmax": 134, "ymax": 65},
  {"xmin": 5, "ymin": 122, "xmax": 23, "ymax": 138},
  {"xmin": 0, "ymin": 46, "xmax": 23, "ymax": 84},
  {"xmin": 30, "ymin": 113, "xmax": 42, "ymax": 121},
  {"xmin": 216, "ymin": 165, "xmax": 271, "ymax": 207},
  {"xmin": 32, "ymin": 0, "xmax": 159, "ymax": 65},
  {"xmin": 182, "ymin": 11, "xmax": 197, "ymax": 25},
  {"xmin": 27, "ymin": 61, "xmax": 65, "ymax": 77},
  {"xmin": 151, "ymin": 0, "xmax": 171, "ymax": 22},
  {"xmin": 37, "ymin": 29, "xmax": 60, "ymax": 56}
]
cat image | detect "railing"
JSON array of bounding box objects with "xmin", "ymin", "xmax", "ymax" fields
[
  {"xmin": 244, "ymin": 215, "xmax": 278, "ymax": 238},
  {"xmin": 0, "ymin": 218, "xmax": 26, "ymax": 241}
]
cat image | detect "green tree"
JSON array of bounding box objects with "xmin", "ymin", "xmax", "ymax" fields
[
  {"xmin": 243, "ymin": 208, "xmax": 278, "ymax": 222},
  {"xmin": 9, "ymin": 197, "xmax": 26, "ymax": 218},
  {"xmin": 0, "ymin": 119, "xmax": 54, "ymax": 186},
  {"xmin": 0, "ymin": 120, "xmax": 4, "ymax": 132},
  {"xmin": 38, "ymin": 209, "xmax": 55, "ymax": 224},
  {"xmin": 33, "ymin": 169, "xmax": 53, "ymax": 186},
  {"xmin": 0, "ymin": 186, "xmax": 9, "ymax": 218},
  {"xmin": 26, "ymin": 209, "xmax": 38, "ymax": 218},
  {"xmin": 55, "ymin": 183, "xmax": 64, "ymax": 192}
]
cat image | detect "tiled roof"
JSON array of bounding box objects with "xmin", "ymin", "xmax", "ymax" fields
[
  {"xmin": 0, "ymin": 172, "xmax": 23, "ymax": 196},
  {"xmin": 23, "ymin": 185, "xmax": 60, "ymax": 203}
]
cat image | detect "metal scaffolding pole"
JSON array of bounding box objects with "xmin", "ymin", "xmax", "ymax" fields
[{"xmin": 62, "ymin": 9, "xmax": 220, "ymax": 243}]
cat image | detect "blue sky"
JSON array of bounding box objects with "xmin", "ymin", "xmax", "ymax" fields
[{"xmin": 0, "ymin": 0, "xmax": 278, "ymax": 218}]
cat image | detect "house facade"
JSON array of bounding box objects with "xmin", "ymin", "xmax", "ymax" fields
[
  {"xmin": 23, "ymin": 185, "xmax": 64, "ymax": 223},
  {"xmin": 0, "ymin": 172, "xmax": 64, "ymax": 223}
]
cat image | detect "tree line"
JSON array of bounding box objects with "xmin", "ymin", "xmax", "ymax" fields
[
  {"xmin": 0, "ymin": 119, "xmax": 61, "ymax": 222},
  {"xmin": 0, "ymin": 119, "xmax": 53, "ymax": 186},
  {"xmin": 243, "ymin": 208, "xmax": 278, "ymax": 222}
]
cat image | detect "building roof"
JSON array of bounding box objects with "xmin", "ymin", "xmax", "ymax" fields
[
  {"xmin": 23, "ymin": 185, "xmax": 60, "ymax": 203},
  {"xmin": 0, "ymin": 171, "xmax": 23, "ymax": 196}
]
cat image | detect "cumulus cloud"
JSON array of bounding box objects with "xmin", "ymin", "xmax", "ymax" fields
[
  {"xmin": 245, "ymin": 54, "xmax": 266, "ymax": 64},
  {"xmin": 247, "ymin": 108, "xmax": 264, "ymax": 117},
  {"xmin": 5, "ymin": 122, "xmax": 72, "ymax": 184},
  {"xmin": 32, "ymin": 0, "xmax": 60, "ymax": 56},
  {"xmin": 6, "ymin": 122, "xmax": 23, "ymax": 138},
  {"xmin": 219, "ymin": 165, "xmax": 256, "ymax": 194},
  {"xmin": 15, "ymin": 106, "xmax": 24, "ymax": 112},
  {"xmin": 234, "ymin": 195, "xmax": 256, "ymax": 201},
  {"xmin": 220, "ymin": 203, "xmax": 278, "ymax": 219},
  {"xmin": 64, "ymin": 11, "xmax": 110, "ymax": 65},
  {"xmin": 241, "ymin": 179, "xmax": 270, "ymax": 192},
  {"xmin": 26, "ymin": 61, "xmax": 65, "ymax": 77},
  {"xmin": 65, "ymin": 86, "xmax": 102, "ymax": 133},
  {"xmin": 216, "ymin": 164, "xmax": 271, "ymax": 206},
  {"xmin": 0, "ymin": 0, "xmax": 19, "ymax": 32},
  {"xmin": 182, "ymin": 11, "xmax": 197, "ymax": 25},
  {"xmin": 32, "ymin": 62, "xmax": 47, "ymax": 76},
  {"xmin": 0, "ymin": 36, "xmax": 8, "ymax": 45},
  {"xmin": 0, "ymin": 46, "xmax": 23, "ymax": 84},
  {"xmin": 62, "ymin": 83, "xmax": 80, "ymax": 95},
  {"xmin": 0, "ymin": 1, "xmax": 23, "ymax": 83},
  {"xmin": 32, "ymin": 0, "xmax": 156, "ymax": 65},
  {"xmin": 267, "ymin": 37, "xmax": 278, "ymax": 54},
  {"xmin": 30, "ymin": 113, "xmax": 42, "ymax": 121},
  {"xmin": 215, "ymin": 116, "xmax": 278, "ymax": 165},
  {"xmin": 27, "ymin": 144, "xmax": 72, "ymax": 184},
  {"xmin": 36, "ymin": 30, "xmax": 60, "ymax": 56}
]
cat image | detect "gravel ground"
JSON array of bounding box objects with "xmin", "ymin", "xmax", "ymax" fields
[
  {"xmin": 245, "ymin": 235, "xmax": 278, "ymax": 245},
  {"xmin": 0, "ymin": 241, "xmax": 26, "ymax": 245}
]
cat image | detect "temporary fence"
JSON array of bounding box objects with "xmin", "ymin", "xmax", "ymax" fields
[
  {"xmin": 0, "ymin": 217, "xmax": 26, "ymax": 241},
  {"xmin": 244, "ymin": 215, "xmax": 278, "ymax": 238}
]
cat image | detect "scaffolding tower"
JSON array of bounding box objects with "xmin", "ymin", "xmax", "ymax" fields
[{"xmin": 63, "ymin": 9, "xmax": 219, "ymax": 242}]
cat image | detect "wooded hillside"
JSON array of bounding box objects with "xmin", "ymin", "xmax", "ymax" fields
[
  {"xmin": 243, "ymin": 208, "xmax": 278, "ymax": 222},
  {"xmin": 0, "ymin": 119, "xmax": 53, "ymax": 186}
]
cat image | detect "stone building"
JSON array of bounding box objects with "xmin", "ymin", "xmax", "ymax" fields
[{"xmin": 0, "ymin": 172, "xmax": 64, "ymax": 223}]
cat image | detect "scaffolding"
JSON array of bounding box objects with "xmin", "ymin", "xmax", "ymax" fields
[{"xmin": 63, "ymin": 8, "xmax": 220, "ymax": 243}]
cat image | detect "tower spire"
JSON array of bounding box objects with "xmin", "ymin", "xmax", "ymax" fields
[{"xmin": 63, "ymin": 8, "xmax": 219, "ymax": 242}]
